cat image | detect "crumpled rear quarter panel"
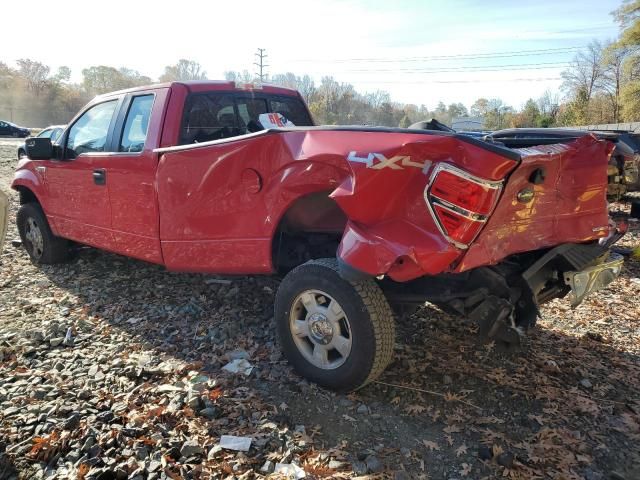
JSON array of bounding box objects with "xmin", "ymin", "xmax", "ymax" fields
[{"xmin": 457, "ymin": 135, "xmax": 612, "ymax": 272}]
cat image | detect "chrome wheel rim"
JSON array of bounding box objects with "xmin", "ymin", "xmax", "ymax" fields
[
  {"xmin": 289, "ymin": 289, "xmax": 352, "ymax": 369},
  {"xmin": 25, "ymin": 217, "xmax": 44, "ymax": 259}
]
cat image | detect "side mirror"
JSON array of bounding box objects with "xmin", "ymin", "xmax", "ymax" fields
[{"xmin": 25, "ymin": 137, "xmax": 53, "ymax": 160}]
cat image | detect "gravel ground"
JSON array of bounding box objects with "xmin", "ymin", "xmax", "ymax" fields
[{"xmin": 1, "ymin": 142, "xmax": 639, "ymax": 480}]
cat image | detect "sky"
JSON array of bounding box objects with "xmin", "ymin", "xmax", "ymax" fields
[{"xmin": 0, "ymin": 0, "xmax": 624, "ymax": 111}]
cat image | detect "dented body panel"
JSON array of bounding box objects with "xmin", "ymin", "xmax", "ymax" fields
[{"xmin": 11, "ymin": 82, "xmax": 615, "ymax": 285}]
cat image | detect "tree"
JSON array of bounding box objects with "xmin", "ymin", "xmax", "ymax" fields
[
  {"xmin": 81, "ymin": 66, "xmax": 150, "ymax": 95},
  {"xmin": 613, "ymin": 0, "xmax": 640, "ymax": 120},
  {"xmin": 600, "ymin": 42, "xmax": 634, "ymax": 122},
  {"xmin": 54, "ymin": 66, "xmax": 71, "ymax": 84},
  {"xmin": 470, "ymin": 98, "xmax": 489, "ymax": 117},
  {"xmin": 160, "ymin": 59, "xmax": 207, "ymax": 82},
  {"xmin": 561, "ymin": 40, "xmax": 606, "ymax": 102},
  {"xmin": 16, "ymin": 59, "xmax": 50, "ymax": 96},
  {"xmin": 614, "ymin": 0, "xmax": 640, "ymax": 46},
  {"xmin": 489, "ymin": 100, "xmax": 513, "ymax": 130}
]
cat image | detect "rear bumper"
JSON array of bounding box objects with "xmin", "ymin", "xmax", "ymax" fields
[{"xmin": 564, "ymin": 253, "xmax": 624, "ymax": 307}]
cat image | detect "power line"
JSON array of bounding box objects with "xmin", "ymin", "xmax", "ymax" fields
[
  {"xmin": 288, "ymin": 45, "xmax": 586, "ymax": 64},
  {"xmin": 352, "ymin": 77, "xmax": 562, "ymax": 84},
  {"xmin": 337, "ymin": 61, "xmax": 570, "ymax": 74},
  {"xmin": 254, "ymin": 48, "xmax": 269, "ymax": 81}
]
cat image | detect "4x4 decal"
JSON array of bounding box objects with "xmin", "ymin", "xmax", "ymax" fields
[{"xmin": 347, "ymin": 151, "xmax": 431, "ymax": 174}]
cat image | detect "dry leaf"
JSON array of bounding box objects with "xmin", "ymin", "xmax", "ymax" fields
[
  {"xmin": 422, "ymin": 440, "xmax": 440, "ymax": 451},
  {"xmin": 455, "ymin": 444, "xmax": 468, "ymax": 457}
]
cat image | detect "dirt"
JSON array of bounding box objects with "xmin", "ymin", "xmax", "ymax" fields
[{"xmin": 0, "ymin": 144, "xmax": 639, "ymax": 479}]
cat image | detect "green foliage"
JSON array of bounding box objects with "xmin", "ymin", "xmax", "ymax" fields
[
  {"xmin": 614, "ymin": 0, "xmax": 640, "ymax": 46},
  {"xmin": 621, "ymin": 80, "xmax": 640, "ymax": 120}
]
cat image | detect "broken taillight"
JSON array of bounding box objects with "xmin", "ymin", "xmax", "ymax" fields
[{"xmin": 425, "ymin": 164, "xmax": 502, "ymax": 248}]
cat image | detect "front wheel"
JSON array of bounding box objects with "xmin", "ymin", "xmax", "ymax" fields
[
  {"xmin": 274, "ymin": 258, "xmax": 395, "ymax": 392},
  {"xmin": 17, "ymin": 203, "xmax": 69, "ymax": 264}
]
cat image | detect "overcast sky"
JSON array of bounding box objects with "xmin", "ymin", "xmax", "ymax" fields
[{"xmin": 0, "ymin": 0, "xmax": 622, "ymax": 110}]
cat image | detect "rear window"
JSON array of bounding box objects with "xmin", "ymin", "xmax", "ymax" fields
[
  {"xmin": 269, "ymin": 97, "xmax": 311, "ymax": 127},
  {"xmin": 179, "ymin": 92, "xmax": 312, "ymax": 145}
]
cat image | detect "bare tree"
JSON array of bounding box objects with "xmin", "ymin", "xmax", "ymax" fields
[
  {"xmin": 601, "ymin": 43, "xmax": 632, "ymax": 122},
  {"xmin": 16, "ymin": 59, "xmax": 50, "ymax": 96},
  {"xmin": 160, "ymin": 59, "xmax": 207, "ymax": 82},
  {"xmin": 561, "ymin": 40, "xmax": 606, "ymax": 101}
]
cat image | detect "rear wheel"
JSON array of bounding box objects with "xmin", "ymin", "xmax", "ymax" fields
[
  {"xmin": 18, "ymin": 149, "xmax": 27, "ymax": 160},
  {"xmin": 17, "ymin": 203, "xmax": 69, "ymax": 264},
  {"xmin": 275, "ymin": 258, "xmax": 395, "ymax": 392}
]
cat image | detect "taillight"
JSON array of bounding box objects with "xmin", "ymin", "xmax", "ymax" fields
[{"xmin": 425, "ymin": 164, "xmax": 502, "ymax": 248}]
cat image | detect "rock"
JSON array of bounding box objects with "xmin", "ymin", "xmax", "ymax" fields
[
  {"xmin": 63, "ymin": 413, "xmax": 81, "ymax": 431},
  {"xmin": 478, "ymin": 445, "xmax": 493, "ymax": 460},
  {"xmin": 95, "ymin": 411, "xmax": 114, "ymax": 423},
  {"xmin": 328, "ymin": 460, "xmax": 345, "ymax": 469},
  {"xmin": 609, "ymin": 472, "xmax": 626, "ymax": 480},
  {"xmin": 260, "ymin": 460, "xmax": 275, "ymax": 473},
  {"xmin": 365, "ymin": 455, "xmax": 383, "ymax": 473},
  {"xmin": 49, "ymin": 337, "xmax": 64, "ymax": 347},
  {"xmin": 180, "ymin": 440, "xmax": 203, "ymax": 458},
  {"xmin": 352, "ymin": 461, "xmax": 368, "ymax": 475},
  {"xmin": 207, "ymin": 445, "xmax": 223, "ymax": 460},
  {"xmin": 443, "ymin": 375, "xmax": 453, "ymax": 384},
  {"xmin": 227, "ymin": 349, "xmax": 250, "ymax": 360},
  {"xmin": 148, "ymin": 461, "xmax": 161, "ymax": 473},
  {"xmin": 580, "ymin": 378, "xmax": 593, "ymax": 389},
  {"xmin": 356, "ymin": 404, "xmax": 368, "ymax": 414},
  {"xmin": 135, "ymin": 446, "xmax": 149, "ymax": 460},
  {"xmin": 199, "ymin": 407, "xmax": 221, "ymax": 419},
  {"xmin": 81, "ymin": 436, "xmax": 96, "ymax": 452},
  {"xmin": 394, "ymin": 472, "xmax": 410, "ymax": 480},
  {"xmin": 584, "ymin": 468, "xmax": 604, "ymax": 480},
  {"xmin": 497, "ymin": 452, "xmax": 514, "ymax": 468}
]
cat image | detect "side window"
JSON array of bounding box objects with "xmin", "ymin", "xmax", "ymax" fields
[
  {"xmin": 37, "ymin": 129, "xmax": 53, "ymax": 139},
  {"xmin": 269, "ymin": 98, "xmax": 312, "ymax": 126},
  {"xmin": 119, "ymin": 95, "xmax": 154, "ymax": 152},
  {"xmin": 236, "ymin": 98, "xmax": 268, "ymax": 133},
  {"xmin": 180, "ymin": 94, "xmax": 241, "ymax": 145},
  {"xmin": 51, "ymin": 128, "xmax": 63, "ymax": 143},
  {"xmin": 66, "ymin": 100, "xmax": 118, "ymax": 159}
]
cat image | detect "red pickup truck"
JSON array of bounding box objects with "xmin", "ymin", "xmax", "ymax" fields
[{"xmin": 12, "ymin": 81, "xmax": 624, "ymax": 391}]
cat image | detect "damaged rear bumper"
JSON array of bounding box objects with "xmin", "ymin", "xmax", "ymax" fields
[{"xmin": 564, "ymin": 253, "xmax": 624, "ymax": 307}]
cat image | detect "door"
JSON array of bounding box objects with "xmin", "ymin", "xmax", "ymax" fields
[
  {"xmin": 101, "ymin": 89, "xmax": 168, "ymax": 263},
  {"xmin": 43, "ymin": 99, "xmax": 120, "ymax": 249}
]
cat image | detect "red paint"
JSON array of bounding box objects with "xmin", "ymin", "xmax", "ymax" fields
[{"xmin": 12, "ymin": 82, "xmax": 613, "ymax": 282}]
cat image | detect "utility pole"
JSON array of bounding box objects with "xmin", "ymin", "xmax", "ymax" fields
[{"xmin": 254, "ymin": 48, "xmax": 269, "ymax": 82}]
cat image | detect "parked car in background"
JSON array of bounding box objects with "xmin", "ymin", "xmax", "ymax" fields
[
  {"xmin": 17, "ymin": 125, "xmax": 65, "ymax": 159},
  {"xmin": 12, "ymin": 81, "xmax": 626, "ymax": 391},
  {"xmin": 486, "ymin": 128, "xmax": 640, "ymax": 200},
  {"xmin": 0, "ymin": 120, "xmax": 30, "ymax": 138}
]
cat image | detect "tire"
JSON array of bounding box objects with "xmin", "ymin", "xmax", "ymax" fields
[
  {"xmin": 274, "ymin": 258, "xmax": 395, "ymax": 392},
  {"xmin": 18, "ymin": 149, "xmax": 26, "ymax": 160},
  {"xmin": 17, "ymin": 202, "xmax": 69, "ymax": 264}
]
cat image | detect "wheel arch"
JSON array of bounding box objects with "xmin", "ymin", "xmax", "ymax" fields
[{"xmin": 270, "ymin": 190, "xmax": 348, "ymax": 273}]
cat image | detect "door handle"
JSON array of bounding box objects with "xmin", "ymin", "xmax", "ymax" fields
[{"xmin": 93, "ymin": 168, "xmax": 106, "ymax": 186}]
